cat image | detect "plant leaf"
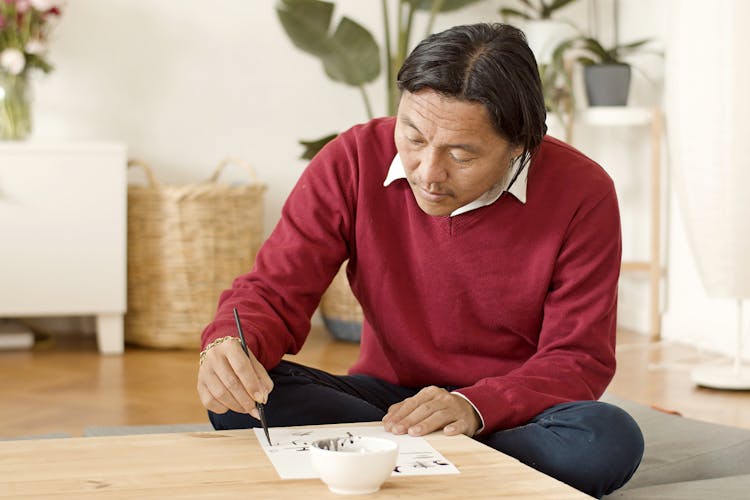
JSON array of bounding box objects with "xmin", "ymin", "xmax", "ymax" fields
[
  {"xmin": 321, "ymin": 16, "xmax": 381, "ymax": 86},
  {"xmin": 299, "ymin": 133, "xmax": 339, "ymax": 160},
  {"xmin": 617, "ymin": 38, "xmax": 652, "ymax": 52},
  {"xmin": 551, "ymin": 37, "xmax": 576, "ymax": 59},
  {"xmin": 581, "ymin": 37, "xmax": 608, "ymax": 53},
  {"xmin": 499, "ymin": 7, "xmax": 533, "ymax": 21},
  {"xmin": 548, "ymin": 0, "xmax": 578, "ymax": 12},
  {"xmin": 25, "ymin": 54, "xmax": 53, "ymax": 73},
  {"xmin": 407, "ymin": 0, "xmax": 485, "ymax": 13},
  {"xmin": 578, "ymin": 36, "xmax": 611, "ymax": 62},
  {"xmin": 276, "ymin": 0, "xmax": 335, "ymax": 57}
]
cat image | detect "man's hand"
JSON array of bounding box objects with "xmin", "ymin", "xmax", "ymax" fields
[
  {"xmin": 382, "ymin": 386, "xmax": 481, "ymax": 437},
  {"xmin": 196, "ymin": 338, "xmax": 273, "ymax": 418}
]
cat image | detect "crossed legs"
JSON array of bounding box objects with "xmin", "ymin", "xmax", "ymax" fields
[{"xmin": 209, "ymin": 361, "xmax": 643, "ymax": 498}]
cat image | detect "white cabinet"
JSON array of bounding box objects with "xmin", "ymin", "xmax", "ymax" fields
[{"xmin": 0, "ymin": 143, "xmax": 127, "ymax": 353}]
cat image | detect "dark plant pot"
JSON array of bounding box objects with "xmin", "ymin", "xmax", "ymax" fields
[
  {"xmin": 319, "ymin": 262, "xmax": 363, "ymax": 343},
  {"xmin": 584, "ymin": 64, "xmax": 632, "ymax": 106},
  {"xmin": 322, "ymin": 316, "xmax": 362, "ymax": 343}
]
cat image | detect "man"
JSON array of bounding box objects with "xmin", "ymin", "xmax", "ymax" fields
[{"xmin": 197, "ymin": 23, "xmax": 644, "ymax": 498}]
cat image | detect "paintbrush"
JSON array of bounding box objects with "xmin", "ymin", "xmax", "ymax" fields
[{"xmin": 233, "ymin": 307, "xmax": 272, "ymax": 446}]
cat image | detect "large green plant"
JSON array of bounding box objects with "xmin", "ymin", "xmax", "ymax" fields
[
  {"xmin": 499, "ymin": 0, "xmax": 578, "ymax": 21},
  {"xmin": 556, "ymin": 36, "xmax": 653, "ymax": 66},
  {"xmin": 276, "ymin": 0, "xmax": 484, "ymax": 159}
]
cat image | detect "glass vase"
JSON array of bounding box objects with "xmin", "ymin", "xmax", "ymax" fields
[{"xmin": 0, "ymin": 72, "xmax": 32, "ymax": 141}]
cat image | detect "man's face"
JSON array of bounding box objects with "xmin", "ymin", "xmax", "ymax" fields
[{"xmin": 394, "ymin": 89, "xmax": 523, "ymax": 216}]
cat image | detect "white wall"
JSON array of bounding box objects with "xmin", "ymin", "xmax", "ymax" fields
[
  {"xmin": 32, "ymin": 0, "xmax": 502, "ymax": 233},
  {"xmin": 26, "ymin": 0, "xmax": 746, "ymax": 357}
]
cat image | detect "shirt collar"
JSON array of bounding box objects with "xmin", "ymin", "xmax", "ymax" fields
[{"xmin": 383, "ymin": 153, "xmax": 528, "ymax": 216}]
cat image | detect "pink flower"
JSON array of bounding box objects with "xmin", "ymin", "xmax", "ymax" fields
[
  {"xmin": 29, "ymin": 0, "xmax": 61, "ymax": 10},
  {"xmin": 16, "ymin": 0, "xmax": 32, "ymax": 13},
  {"xmin": 0, "ymin": 0, "xmax": 63, "ymax": 75}
]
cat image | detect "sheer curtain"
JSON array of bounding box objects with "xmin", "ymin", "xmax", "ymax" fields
[
  {"xmin": 666, "ymin": 0, "xmax": 750, "ymax": 387},
  {"xmin": 666, "ymin": 0, "xmax": 750, "ymax": 299}
]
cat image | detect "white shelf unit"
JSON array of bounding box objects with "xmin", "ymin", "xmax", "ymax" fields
[
  {"xmin": 577, "ymin": 106, "xmax": 664, "ymax": 340},
  {"xmin": 0, "ymin": 142, "xmax": 127, "ymax": 353}
]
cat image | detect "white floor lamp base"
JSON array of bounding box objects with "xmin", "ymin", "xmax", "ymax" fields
[{"xmin": 691, "ymin": 365, "xmax": 750, "ymax": 390}]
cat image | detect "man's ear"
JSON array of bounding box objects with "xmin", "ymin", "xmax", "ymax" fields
[{"xmin": 511, "ymin": 145, "xmax": 524, "ymax": 160}]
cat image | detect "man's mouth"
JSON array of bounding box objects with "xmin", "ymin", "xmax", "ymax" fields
[{"xmin": 418, "ymin": 187, "xmax": 449, "ymax": 202}]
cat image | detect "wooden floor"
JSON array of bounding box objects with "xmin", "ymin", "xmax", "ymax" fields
[{"xmin": 2, "ymin": 326, "xmax": 750, "ymax": 439}]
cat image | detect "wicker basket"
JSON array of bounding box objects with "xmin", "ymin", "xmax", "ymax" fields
[
  {"xmin": 125, "ymin": 158, "xmax": 266, "ymax": 349},
  {"xmin": 320, "ymin": 261, "xmax": 364, "ymax": 342}
]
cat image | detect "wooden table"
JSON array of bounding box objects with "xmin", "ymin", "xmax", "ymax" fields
[{"xmin": 0, "ymin": 424, "xmax": 590, "ymax": 498}]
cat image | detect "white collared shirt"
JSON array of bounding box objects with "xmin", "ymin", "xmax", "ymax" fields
[{"xmin": 383, "ymin": 153, "xmax": 528, "ymax": 216}]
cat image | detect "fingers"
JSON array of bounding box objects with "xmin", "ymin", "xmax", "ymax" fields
[
  {"xmin": 226, "ymin": 349, "xmax": 272, "ymax": 404},
  {"xmin": 197, "ymin": 338, "xmax": 272, "ymax": 416},
  {"xmin": 383, "ymin": 391, "xmax": 427, "ymax": 434},
  {"xmin": 197, "ymin": 377, "xmax": 228, "ymax": 414},
  {"xmin": 442, "ymin": 416, "xmax": 472, "ymax": 436},
  {"xmin": 251, "ymin": 355, "xmax": 274, "ymax": 400},
  {"xmin": 198, "ymin": 365, "xmax": 246, "ymax": 414},
  {"xmin": 213, "ymin": 354, "xmax": 259, "ymax": 414},
  {"xmin": 382, "ymin": 386, "xmax": 479, "ymax": 437},
  {"xmin": 384, "ymin": 386, "xmax": 450, "ymax": 436}
]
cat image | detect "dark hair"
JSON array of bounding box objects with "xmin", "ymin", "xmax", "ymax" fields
[{"xmin": 397, "ymin": 23, "xmax": 546, "ymax": 163}]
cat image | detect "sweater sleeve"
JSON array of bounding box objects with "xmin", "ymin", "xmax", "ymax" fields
[
  {"xmin": 199, "ymin": 134, "xmax": 358, "ymax": 368},
  {"xmin": 455, "ymin": 184, "xmax": 622, "ymax": 434}
]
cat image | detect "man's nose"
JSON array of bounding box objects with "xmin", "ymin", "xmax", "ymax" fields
[{"xmin": 419, "ymin": 148, "xmax": 448, "ymax": 185}]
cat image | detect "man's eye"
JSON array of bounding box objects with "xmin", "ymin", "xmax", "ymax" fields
[
  {"xmin": 450, "ymin": 153, "xmax": 474, "ymax": 164},
  {"xmin": 408, "ymin": 137, "xmax": 424, "ymax": 145}
]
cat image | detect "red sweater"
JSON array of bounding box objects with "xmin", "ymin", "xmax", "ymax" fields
[{"xmin": 201, "ymin": 117, "xmax": 621, "ymax": 434}]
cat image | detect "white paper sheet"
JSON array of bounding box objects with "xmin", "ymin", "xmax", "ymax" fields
[{"xmin": 253, "ymin": 426, "xmax": 460, "ymax": 479}]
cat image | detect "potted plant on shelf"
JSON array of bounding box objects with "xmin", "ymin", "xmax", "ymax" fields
[
  {"xmin": 563, "ymin": 35, "xmax": 654, "ymax": 106},
  {"xmin": 546, "ymin": 0, "xmax": 659, "ymax": 108}
]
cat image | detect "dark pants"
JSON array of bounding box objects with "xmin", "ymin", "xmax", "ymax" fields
[{"xmin": 209, "ymin": 360, "xmax": 644, "ymax": 498}]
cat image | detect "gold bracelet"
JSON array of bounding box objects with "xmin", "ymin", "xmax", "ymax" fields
[{"xmin": 199, "ymin": 336, "xmax": 239, "ymax": 366}]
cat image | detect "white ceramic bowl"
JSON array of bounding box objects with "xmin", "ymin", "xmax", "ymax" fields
[{"xmin": 310, "ymin": 436, "xmax": 399, "ymax": 495}]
